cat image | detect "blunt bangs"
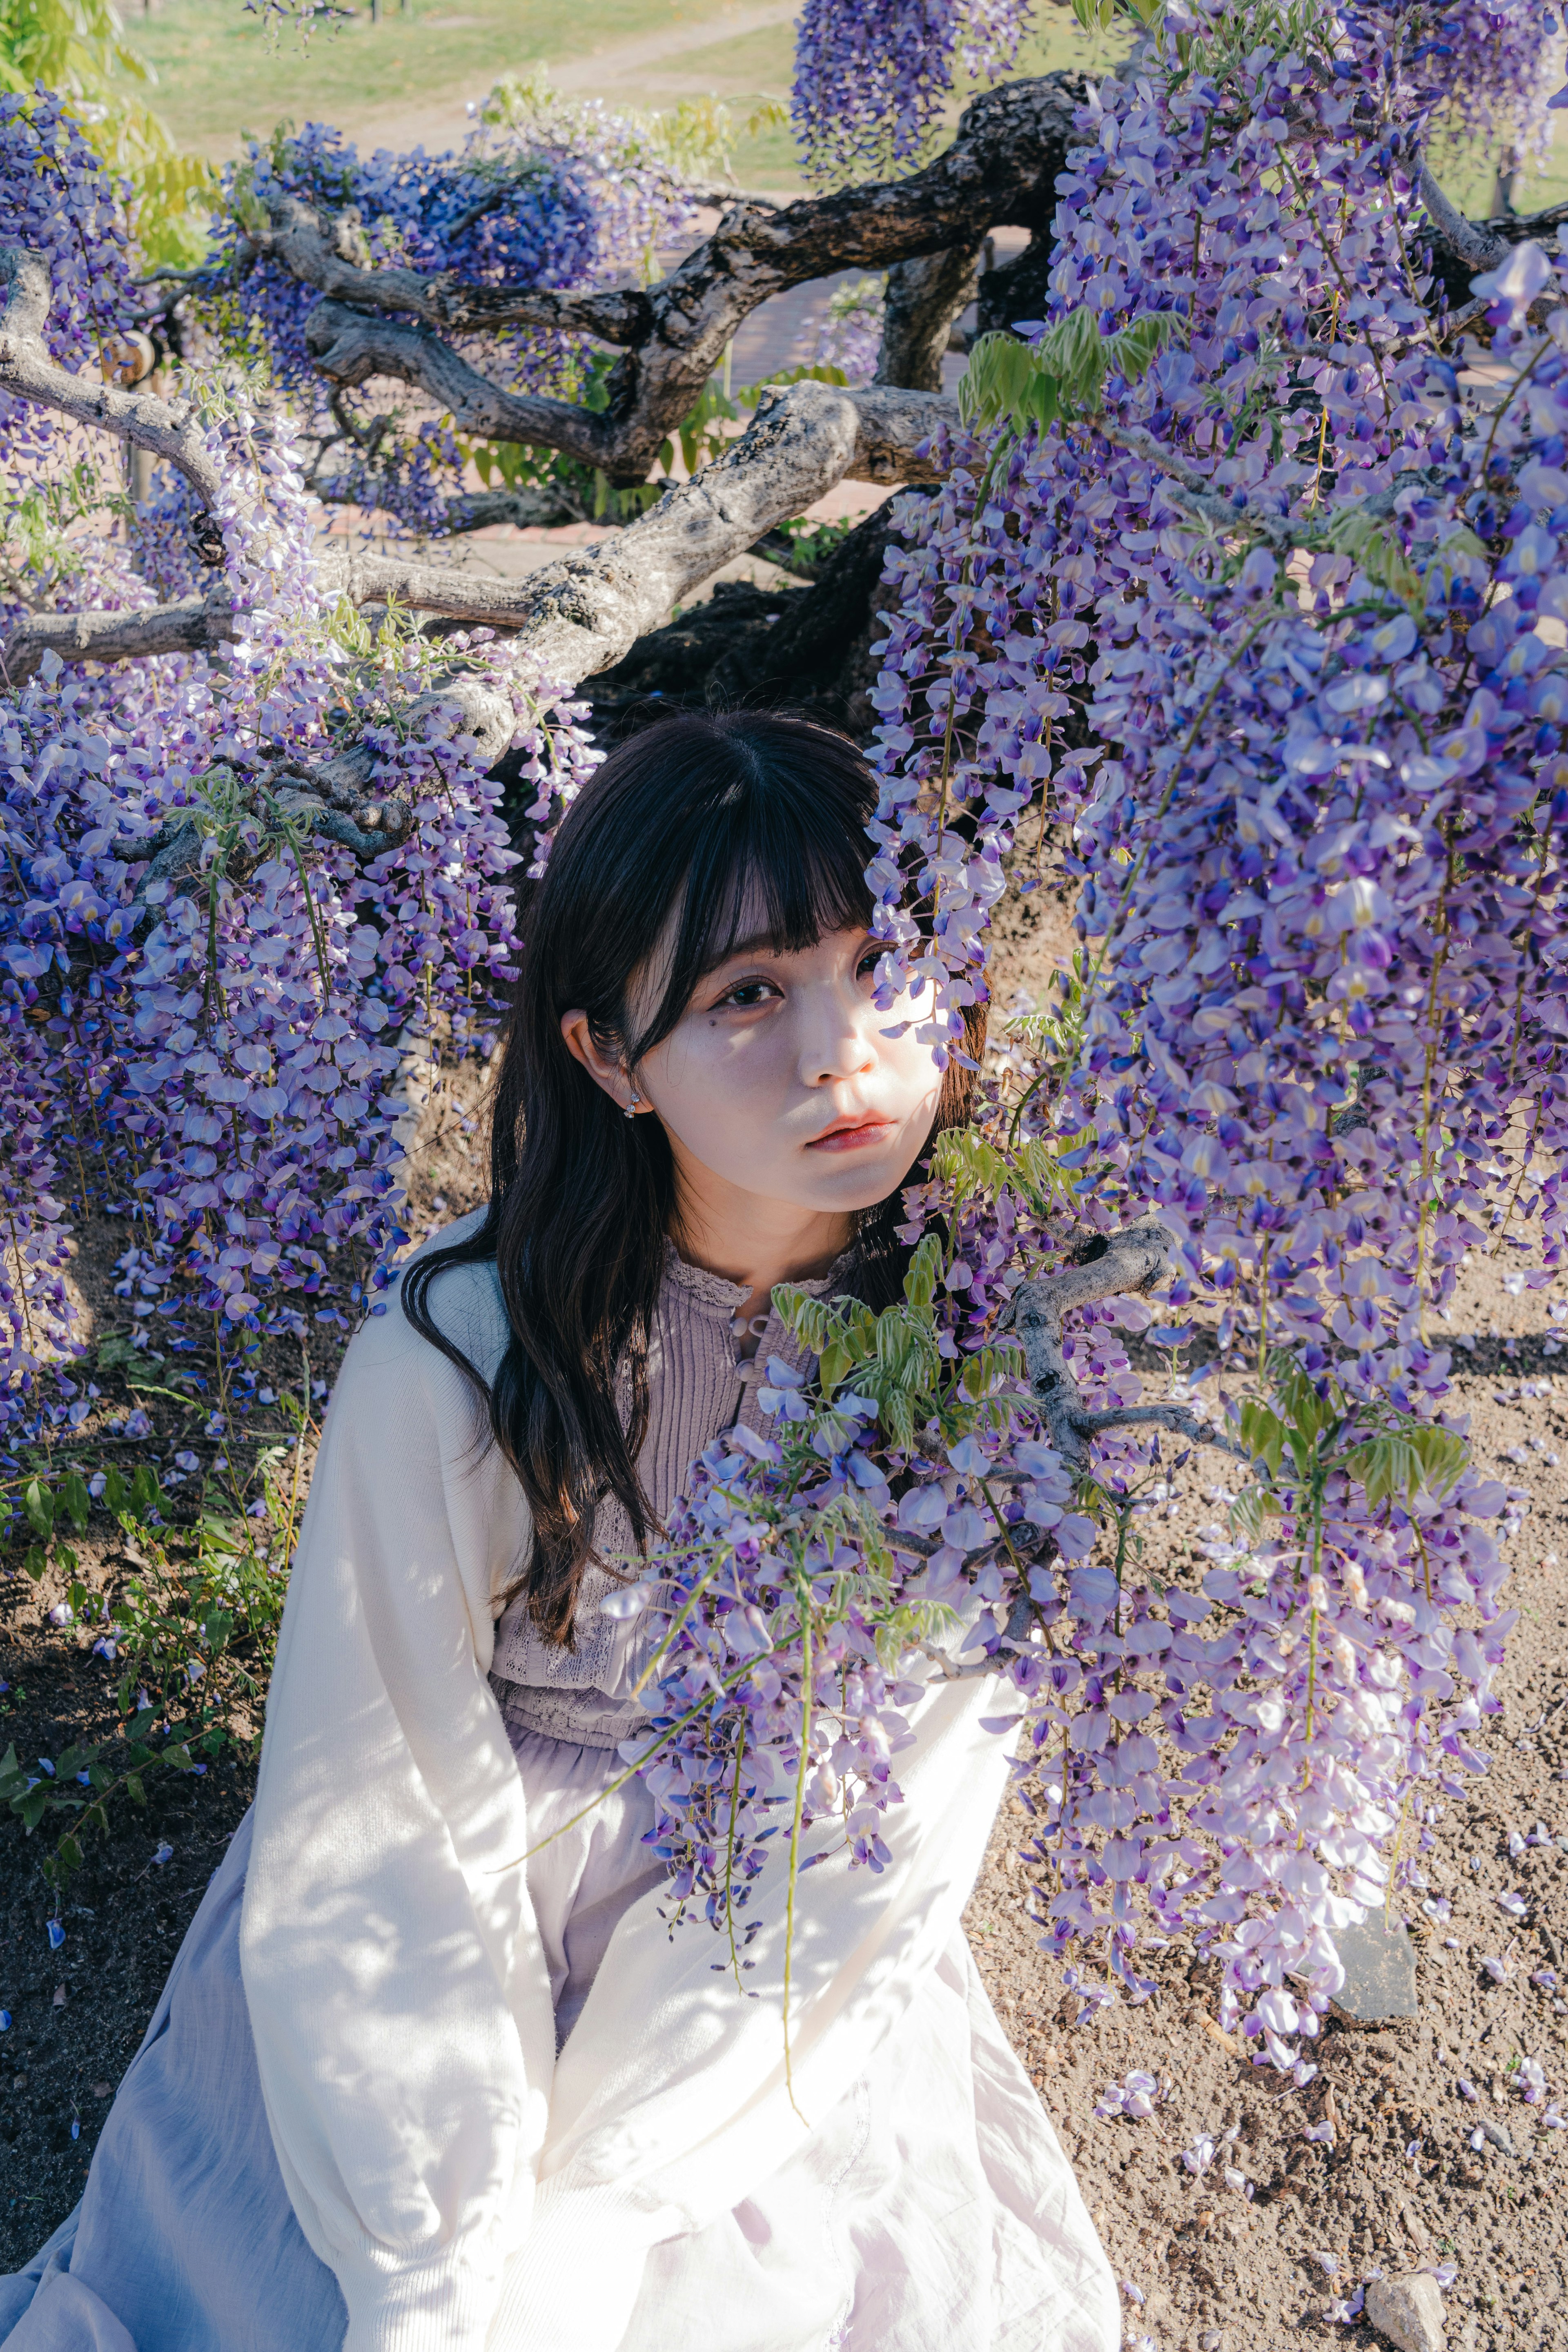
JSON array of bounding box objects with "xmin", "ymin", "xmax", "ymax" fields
[{"xmin": 618, "ymin": 719, "xmax": 877, "ymax": 1060}]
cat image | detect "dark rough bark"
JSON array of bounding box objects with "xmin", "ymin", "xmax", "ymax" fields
[
  {"xmin": 256, "ymin": 72, "xmax": 1091, "ymax": 483},
  {"xmin": 1416, "ymin": 164, "xmax": 1567, "ymax": 314},
  {"xmin": 577, "ymin": 495, "xmax": 921, "ymax": 746},
  {"xmin": 874, "ymin": 245, "xmax": 984, "ymax": 391},
  {"xmin": 976, "ymin": 230, "xmax": 1059, "ymax": 338}
]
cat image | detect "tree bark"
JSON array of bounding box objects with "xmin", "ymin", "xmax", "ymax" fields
[
  {"xmin": 873, "ymin": 245, "xmax": 984, "ymax": 392},
  {"xmin": 254, "ymin": 72, "xmax": 1088, "ymax": 483},
  {"xmin": 1007, "ymin": 1222, "xmax": 1248, "ymax": 1472},
  {"xmin": 976, "ymin": 231, "xmax": 1058, "ymax": 338},
  {"xmin": 0, "ymin": 595, "xmax": 229, "ymax": 691},
  {"xmin": 581, "ymin": 495, "xmax": 917, "ymax": 742}
]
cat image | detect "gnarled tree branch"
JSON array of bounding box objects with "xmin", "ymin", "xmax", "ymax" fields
[
  {"xmin": 0, "ymin": 249, "xmax": 225, "ymax": 514},
  {"xmin": 0, "ymin": 594, "xmax": 232, "ymax": 691},
  {"xmin": 1418, "ymin": 165, "xmax": 1512, "ymax": 273},
  {"xmin": 0, "ymin": 369, "xmax": 955, "ymax": 693},
  {"xmin": 256, "ymin": 71, "xmax": 1087, "ymax": 483},
  {"xmin": 874, "ymin": 243, "xmax": 984, "ymax": 392},
  {"xmin": 1007, "ymin": 1220, "xmax": 1247, "ymax": 1470}
]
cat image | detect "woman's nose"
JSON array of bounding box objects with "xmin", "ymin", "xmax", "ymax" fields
[{"xmin": 800, "ymin": 991, "xmax": 877, "ymax": 1085}]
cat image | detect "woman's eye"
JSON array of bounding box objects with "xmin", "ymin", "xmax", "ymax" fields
[
  {"xmin": 717, "ymin": 979, "xmax": 777, "ymax": 1009},
  {"xmin": 856, "ymin": 948, "xmax": 881, "ymax": 980}
]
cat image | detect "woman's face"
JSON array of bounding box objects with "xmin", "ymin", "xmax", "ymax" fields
[{"xmin": 565, "ymin": 920, "xmax": 946, "ymax": 1224}]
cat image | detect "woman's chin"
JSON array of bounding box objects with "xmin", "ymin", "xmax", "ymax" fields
[{"xmin": 795, "ymin": 1156, "xmax": 911, "ymax": 1213}]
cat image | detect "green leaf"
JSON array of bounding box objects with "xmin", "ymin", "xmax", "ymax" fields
[
  {"xmin": 929, "ymin": 1125, "xmax": 1012, "ymax": 1207},
  {"xmin": 129, "ymin": 1465, "xmax": 162, "ymax": 1521},
  {"xmin": 959, "ymin": 309, "xmax": 1183, "ymax": 442},
  {"xmin": 22, "ymin": 1544, "xmax": 46, "ymax": 1584},
  {"xmin": 1238, "ymin": 1401, "xmax": 1287, "ymax": 1479},
  {"xmin": 103, "ymin": 1466, "xmax": 127, "ymax": 1515},
  {"xmin": 1345, "ymin": 1424, "xmax": 1468, "ymax": 1509},
  {"xmin": 902, "ymin": 1234, "xmax": 943, "ymax": 1312},
  {"xmin": 125, "ymin": 1772, "xmax": 146, "ymax": 1807},
  {"xmin": 1324, "ymin": 505, "xmax": 1425, "ymax": 615},
  {"xmin": 23, "ymin": 1478, "xmax": 53, "ymax": 1540}
]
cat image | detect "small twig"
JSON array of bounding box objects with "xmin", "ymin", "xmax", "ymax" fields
[{"xmin": 1071, "ymin": 1402, "xmax": 1248, "ymax": 1461}]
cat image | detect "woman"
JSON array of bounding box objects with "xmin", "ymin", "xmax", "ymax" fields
[{"xmin": 0, "ymin": 713, "xmax": 1118, "ymax": 2352}]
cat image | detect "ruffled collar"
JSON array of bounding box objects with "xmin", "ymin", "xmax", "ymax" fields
[{"xmin": 659, "ymin": 1236, "xmax": 860, "ymax": 1316}]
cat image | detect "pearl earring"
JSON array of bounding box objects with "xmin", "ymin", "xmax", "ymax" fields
[{"xmin": 624, "ymin": 1091, "xmax": 641, "ymax": 1119}]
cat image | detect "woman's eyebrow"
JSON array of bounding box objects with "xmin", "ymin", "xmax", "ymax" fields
[
  {"xmin": 709, "ymin": 923, "xmax": 866, "ymax": 969},
  {"xmin": 709, "ymin": 930, "xmax": 788, "ymax": 965}
]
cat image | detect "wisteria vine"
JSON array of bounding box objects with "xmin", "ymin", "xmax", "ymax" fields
[
  {"xmin": 3, "ymin": 0, "xmax": 1567, "ymax": 2079},
  {"xmin": 594, "ymin": 0, "xmax": 1568, "ymax": 2073}
]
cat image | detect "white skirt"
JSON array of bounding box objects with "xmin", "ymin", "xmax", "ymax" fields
[{"xmin": 0, "ymin": 1732, "xmax": 1118, "ymax": 2352}]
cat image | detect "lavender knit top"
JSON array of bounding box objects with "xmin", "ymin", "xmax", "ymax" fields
[{"xmin": 489, "ymin": 1240, "xmax": 851, "ymax": 1749}]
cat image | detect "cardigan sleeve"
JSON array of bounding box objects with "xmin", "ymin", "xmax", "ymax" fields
[
  {"xmin": 240, "ymin": 1250, "xmax": 556, "ymax": 2352},
  {"xmin": 241, "ymin": 1241, "xmax": 1017, "ymax": 2352}
]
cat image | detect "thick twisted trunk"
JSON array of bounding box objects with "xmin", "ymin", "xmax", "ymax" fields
[
  {"xmin": 254, "ymin": 72, "xmax": 1088, "ymax": 483},
  {"xmin": 0, "ymin": 332, "xmax": 954, "ymax": 692},
  {"xmin": 873, "ymin": 245, "xmax": 984, "ymax": 392}
]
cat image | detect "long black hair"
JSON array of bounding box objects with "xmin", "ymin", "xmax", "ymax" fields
[{"xmin": 402, "ymin": 709, "xmax": 980, "ymax": 1646}]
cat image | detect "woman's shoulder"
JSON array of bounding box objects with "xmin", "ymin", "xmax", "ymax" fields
[{"xmin": 340, "ymin": 1206, "xmax": 512, "ymax": 1390}]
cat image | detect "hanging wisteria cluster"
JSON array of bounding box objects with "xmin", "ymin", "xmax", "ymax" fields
[
  {"xmin": 0, "ymin": 383, "xmax": 588, "ymax": 1435},
  {"xmin": 1427, "ymin": 0, "xmax": 1563, "ymax": 173},
  {"xmin": 0, "ymin": 90, "xmax": 141, "ymax": 492},
  {"xmin": 5, "ymin": 0, "xmax": 1568, "ymax": 2069},
  {"xmin": 594, "ymin": 0, "xmax": 1568, "ymax": 2069},
  {"xmin": 792, "ymin": 0, "xmax": 1033, "ymax": 181},
  {"xmin": 205, "ymin": 102, "xmax": 698, "ymax": 531}
]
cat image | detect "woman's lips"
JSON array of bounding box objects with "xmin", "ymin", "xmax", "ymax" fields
[{"xmin": 806, "ymin": 1117, "xmax": 895, "ymax": 1153}]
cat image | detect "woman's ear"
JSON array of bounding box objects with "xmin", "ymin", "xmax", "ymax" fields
[{"xmin": 559, "ymin": 1010, "xmax": 637, "ymax": 1113}]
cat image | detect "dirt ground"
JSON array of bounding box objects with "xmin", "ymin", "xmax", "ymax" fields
[
  {"xmin": 964, "ymin": 1254, "xmax": 1568, "ymax": 2352},
  {"xmin": 2, "ymin": 879, "xmax": 1562, "ymax": 2352}
]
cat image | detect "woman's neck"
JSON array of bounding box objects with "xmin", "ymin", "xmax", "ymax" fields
[{"xmin": 668, "ymin": 1163, "xmax": 854, "ymax": 1310}]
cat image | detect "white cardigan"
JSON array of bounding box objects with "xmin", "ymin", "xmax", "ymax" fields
[{"xmin": 239, "ymin": 1249, "xmax": 1018, "ymax": 2352}]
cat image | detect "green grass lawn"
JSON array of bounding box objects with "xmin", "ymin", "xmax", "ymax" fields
[
  {"xmin": 124, "ymin": 0, "xmax": 760, "ymax": 157},
  {"xmin": 121, "ymin": 0, "xmax": 1561, "ymax": 234}
]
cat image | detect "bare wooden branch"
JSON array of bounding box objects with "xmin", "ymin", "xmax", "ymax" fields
[
  {"xmin": 260, "ymin": 72, "xmax": 1085, "ymax": 483},
  {"xmin": 241, "ymin": 198, "xmax": 655, "ymax": 345},
  {"xmin": 1007, "ymin": 1220, "xmax": 1243, "ymax": 1469},
  {"xmin": 0, "ymin": 249, "xmax": 225, "ymax": 512},
  {"xmin": 1418, "ymin": 166, "xmax": 1511, "ymax": 272},
  {"xmin": 0, "ymin": 379, "xmax": 954, "ymax": 696},
  {"xmin": 0, "ymin": 595, "xmax": 230, "ymax": 690}
]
